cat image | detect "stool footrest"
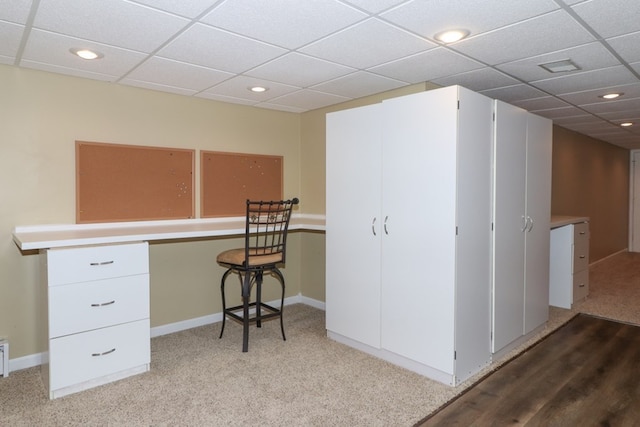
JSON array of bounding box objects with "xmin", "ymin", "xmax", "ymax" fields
[{"xmin": 224, "ymin": 302, "xmax": 282, "ymax": 325}]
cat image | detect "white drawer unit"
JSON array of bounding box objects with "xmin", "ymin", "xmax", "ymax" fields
[
  {"xmin": 549, "ymin": 220, "xmax": 590, "ymax": 309},
  {"xmin": 41, "ymin": 242, "xmax": 150, "ymax": 399}
]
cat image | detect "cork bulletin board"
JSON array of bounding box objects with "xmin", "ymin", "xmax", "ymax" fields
[
  {"xmin": 201, "ymin": 151, "xmax": 283, "ymax": 217},
  {"xmin": 76, "ymin": 141, "xmax": 195, "ymax": 223}
]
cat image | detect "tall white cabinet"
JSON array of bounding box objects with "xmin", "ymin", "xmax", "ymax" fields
[
  {"xmin": 492, "ymin": 101, "xmax": 552, "ymax": 355},
  {"xmin": 326, "ymin": 86, "xmax": 494, "ymax": 385}
]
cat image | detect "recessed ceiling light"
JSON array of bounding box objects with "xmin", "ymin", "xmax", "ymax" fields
[
  {"xmin": 599, "ymin": 92, "xmax": 623, "ymax": 100},
  {"xmin": 539, "ymin": 59, "xmax": 581, "ymax": 73},
  {"xmin": 620, "ymin": 122, "xmax": 633, "ymax": 127},
  {"xmin": 249, "ymin": 86, "xmax": 268, "ymax": 93},
  {"xmin": 434, "ymin": 29, "xmax": 470, "ymax": 44},
  {"xmin": 70, "ymin": 48, "xmax": 103, "ymax": 60}
]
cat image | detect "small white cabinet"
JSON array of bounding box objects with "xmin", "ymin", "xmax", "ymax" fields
[
  {"xmin": 40, "ymin": 242, "xmax": 150, "ymax": 399},
  {"xmin": 549, "ymin": 219, "xmax": 590, "ymax": 308}
]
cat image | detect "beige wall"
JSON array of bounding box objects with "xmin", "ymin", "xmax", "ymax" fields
[
  {"xmin": 0, "ymin": 65, "xmax": 306, "ymax": 358},
  {"xmin": 551, "ymin": 125, "xmax": 630, "ymax": 262}
]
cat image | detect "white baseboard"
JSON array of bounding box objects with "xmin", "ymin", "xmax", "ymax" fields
[{"xmin": 8, "ymin": 295, "xmax": 326, "ymax": 373}]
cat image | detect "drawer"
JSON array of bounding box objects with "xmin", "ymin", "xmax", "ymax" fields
[
  {"xmin": 49, "ymin": 319, "xmax": 150, "ymax": 391},
  {"xmin": 49, "ymin": 274, "xmax": 149, "ymax": 338},
  {"xmin": 47, "ymin": 242, "xmax": 149, "ymax": 286},
  {"xmin": 573, "ymin": 269, "xmax": 589, "ymax": 302},
  {"xmin": 572, "ymin": 224, "xmax": 589, "ymax": 273}
]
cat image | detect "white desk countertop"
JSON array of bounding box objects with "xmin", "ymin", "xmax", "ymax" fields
[
  {"xmin": 13, "ymin": 214, "xmax": 326, "ymax": 250},
  {"xmin": 550, "ymin": 215, "xmax": 590, "ymax": 229}
]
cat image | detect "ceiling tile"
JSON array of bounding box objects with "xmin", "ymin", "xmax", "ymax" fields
[
  {"xmin": 123, "ymin": 57, "xmax": 234, "ymax": 91},
  {"xmin": 0, "ymin": 0, "xmax": 32, "ymax": 24},
  {"xmin": 453, "ymin": 10, "xmax": 595, "ymax": 65},
  {"xmin": 431, "ymin": 67, "xmax": 520, "ymax": 92},
  {"xmin": 571, "ymin": 0, "xmax": 640, "ymax": 39},
  {"xmin": 381, "ymin": 0, "xmax": 559, "ymax": 40},
  {"xmin": 33, "ymin": 0, "xmax": 189, "ymax": 53},
  {"xmin": 369, "ymin": 47, "xmax": 483, "ymax": 84},
  {"xmin": 510, "ymin": 96, "xmax": 571, "ymax": 111},
  {"xmin": 130, "ymin": 0, "xmax": 216, "ymax": 19},
  {"xmin": 532, "ymin": 65, "xmax": 637, "ymax": 94},
  {"xmin": 530, "ymin": 106, "xmax": 589, "ymax": 119},
  {"xmin": 579, "ymin": 97, "xmax": 640, "ymax": 115},
  {"xmin": 19, "ymin": 59, "xmax": 116, "ymax": 82},
  {"xmin": 0, "ymin": 21, "xmax": 24, "ymax": 58},
  {"xmin": 311, "ymin": 71, "xmax": 406, "ymax": 98},
  {"xmin": 246, "ymin": 53, "xmax": 355, "ymax": 88},
  {"xmin": 479, "ymin": 84, "xmax": 549, "ymax": 103},
  {"xmin": 267, "ymin": 89, "xmax": 351, "ymax": 110},
  {"xmin": 201, "ymin": 75, "xmax": 300, "ymax": 101},
  {"xmin": 195, "ymin": 91, "xmax": 258, "ymax": 107},
  {"xmin": 496, "ymin": 42, "xmax": 618, "ymax": 82},
  {"xmin": 607, "ymin": 31, "xmax": 640, "ymax": 64},
  {"xmin": 201, "ymin": 0, "xmax": 367, "ymax": 49},
  {"xmin": 21, "ymin": 29, "xmax": 148, "ymax": 78},
  {"xmin": 341, "ymin": 0, "xmax": 411, "ymax": 14},
  {"xmin": 557, "ymin": 83, "xmax": 640, "ymax": 105},
  {"xmin": 120, "ymin": 80, "xmax": 198, "ymax": 97},
  {"xmin": 299, "ymin": 18, "xmax": 434, "ymax": 69},
  {"xmin": 158, "ymin": 23, "xmax": 287, "ymax": 73}
]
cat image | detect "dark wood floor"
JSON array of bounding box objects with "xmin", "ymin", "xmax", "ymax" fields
[{"xmin": 417, "ymin": 314, "xmax": 640, "ymax": 426}]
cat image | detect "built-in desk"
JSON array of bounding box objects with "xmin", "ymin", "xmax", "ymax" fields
[
  {"xmin": 549, "ymin": 215, "xmax": 590, "ymax": 309},
  {"xmin": 12, "ymin": 215, "xmax": 325, "ymax": 399}
]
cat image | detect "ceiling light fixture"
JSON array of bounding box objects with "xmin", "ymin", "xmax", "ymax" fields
[
  {"xmin": 539, "ymin": 59, "xmax": 581, "ymax": 73},
  {"xmin": 70, "ymin": 48, "xmax": 103, "ymax": 60},
  {"xmin": 434, "ymin": 29, "xmax": 470, "ymax": 44},
  {"xmin": 599, "ymin": 92, "xmax": 623, "ymax": 100},
  {"xmin": 620, "ymin": 122, "xmax": 633, "ymax": 127},
  {"xmin": 249, "ymin": 86, "xmax": 268, "ymax": 93}
]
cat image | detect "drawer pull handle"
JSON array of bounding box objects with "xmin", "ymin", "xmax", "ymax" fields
[
  {"xmin": 580, "ymin": 255, "xmax": 586, "ymax": 259},
  {"xmin": 92, "ymin": 348, "xmax": 116, "ymax": 357},
  {"xmin": 579, "ymin": 231, "xmax": 586, "ymax": 235},
  {"xmin": 91, "ymin": 300, "xmax": 116, "ymax": 307},
  {"xmin": 579, "ymin": 284, "xmax": 585, "ymax": 287},
  {"xmin": 90, "ymin": 260, "xmax": 114, "ymax": 266}
]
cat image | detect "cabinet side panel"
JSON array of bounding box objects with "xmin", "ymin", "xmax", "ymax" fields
[
  {"xmin": 326, "ymin": 104, "xmax": 383, "ymax": 349},
  {"xmin": 453, "ymin": 87, "xmax": 493, "ymax": 380}
]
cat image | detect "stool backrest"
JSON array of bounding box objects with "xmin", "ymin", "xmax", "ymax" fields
[{"xmin": 245, "ymin": 198, "xmax": 299, "ymax": 266}]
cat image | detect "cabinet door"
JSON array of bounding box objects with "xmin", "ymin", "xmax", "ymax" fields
[
  {"xmin": 523, "ymin": 113, "xmax": 552, "ymax": 333},
  {"xmin": 326, "ymin": 104, "xmax": 383, "ymax": 348},
  {"xmin": 492, "ymin": 100, "xmax": 527, "ymax": 353},
  {"xmin": 380, "ymin": 87, "xmax": 458, "ymax": 373}
]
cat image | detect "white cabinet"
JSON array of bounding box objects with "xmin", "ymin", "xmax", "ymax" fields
[
  {"xmin": 550, "ymin": 220, "xmax": 590, "ymax": 308},
  {"xmin": 326, "ymin": 85, "xmax": 493, "ymax": 385},
  {"xmin": 41, "ymin": 242, "xmax": 150, "ymax": 399},
  {"xmin": 492, "ymin": 101, "xmax": 552, "ymax": 355}
]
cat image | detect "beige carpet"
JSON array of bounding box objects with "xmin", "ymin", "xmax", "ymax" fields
[{"xmin": 2, "ymin": 252, "xmax": 638, "ymax": 426}]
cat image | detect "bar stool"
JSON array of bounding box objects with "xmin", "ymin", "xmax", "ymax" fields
[{"xmin": 217, "ymin": 198, "xmax": 299, "ymax": 352}]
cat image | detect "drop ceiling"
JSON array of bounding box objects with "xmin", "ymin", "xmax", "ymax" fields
[{"xmin": 2, "ymin": 0, "xmax": 640, "ymax": 148}]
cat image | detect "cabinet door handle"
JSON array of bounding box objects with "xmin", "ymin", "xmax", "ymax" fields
[
  {"xmin": 91, "ymin": 348, "xmax": 116, "ymax": 357},
  {"xmin": 521, "ymin": 216, "xmax": 527, "ymax": 232},
  {"xmin": 384, "ymin": 216, "xmax": 389, "ymax": 235},
  {"xmin": 527, "ymin": 217, "xmax": 534, "ymax": 232},
  {"xmin": 371, "ymin": 217, "xmax": 377, "ymax": 236},
  {"xmin": 89, "ymin": 260, "xmax": 114, "ymax": 266},
  {"xmin": 91, "ymin": 300, "xmax": 116, "ymax": 307}
]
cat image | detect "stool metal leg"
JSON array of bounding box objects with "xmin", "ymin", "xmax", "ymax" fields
[
  {"xmin": 241, "ymin": 271, "xmax": 251, "ymax": 352},
  {"xmin": 273, "ymin": 268, "xmax": 287, "ymax": 341},
  {"xmin": 219, "ymin": 268, "xmax": 233, "ymax": 339}
]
